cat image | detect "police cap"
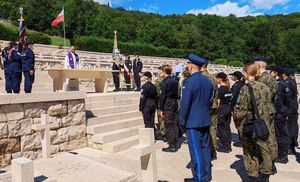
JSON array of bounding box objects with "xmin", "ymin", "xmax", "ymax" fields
[
  {"xmin": 216, "ymin": 72, "xmax": 227, "ymax": 79},
  {"xmin": 269, "ymin": 66, "xmax": 284, "ymax": 74},
  {"xmin": 143, "ymin": 71, "xmax": 152, "ymax": 79},
  {"xmin": 9, "ymin": 41, "xmax": 18, "ymax": 46},
  {"xmin": 229, "ymin": 71, "xmax": 243, "ymax": 79},
  {"xmin": 187, "ymin": 53, "xmax": 206, "ymax": 66}
]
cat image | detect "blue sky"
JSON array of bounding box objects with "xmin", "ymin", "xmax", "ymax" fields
[{"xmin": 95, "ymin": 0, "xmax": 300, "ymax": 17}]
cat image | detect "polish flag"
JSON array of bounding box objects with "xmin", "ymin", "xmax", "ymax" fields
[{"xmin": 51, "ymin": 9, "xmax": 64, "ymax": 27}]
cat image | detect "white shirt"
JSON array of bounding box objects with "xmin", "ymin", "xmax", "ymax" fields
[{"xmin": 174, "ymin": 63, "xmax": 183, "ymax": 73}]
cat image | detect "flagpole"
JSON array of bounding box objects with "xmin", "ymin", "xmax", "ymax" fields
[{"xmin": 63, "ymin": 7, "xmax": 66, "ymax": 49}]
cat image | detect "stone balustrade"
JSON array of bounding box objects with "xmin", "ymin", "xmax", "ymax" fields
[{"xmin": 0, "ymin": 92, "xmax": 87, "ymax": 168}]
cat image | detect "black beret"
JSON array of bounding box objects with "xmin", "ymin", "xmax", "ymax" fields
[
  {"xmin": 9, "ymin": 41, "xmax": 18, "ymax": 46},
  {"xmin": 143, "ymin": 71, "xmax": 152, "ymax": 78},
  {"xmin": 269, "ymin": 66, "xmax": 284, "ymax": 74},
  {"xmin": 255, "ymin": 57, "xmax": 271, "ymax": 64},
  {"xmin": 229, "ymin": 71, "xmax": 243, "ymax": 79}
]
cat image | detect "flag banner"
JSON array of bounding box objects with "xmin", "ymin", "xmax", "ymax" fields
[
  {"xmin": 52, "ymin": 9, "xmax": 64, "ymax": 27},
  {"xmin": 18, "ymin": 14, "xmax": 26, "ymax": 53}
]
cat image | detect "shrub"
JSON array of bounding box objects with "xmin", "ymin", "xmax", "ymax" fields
[
  {"xmin": 228, "ymin": 60, "xmax": 244, "ymax": 67},
  {"xmin": 214, "ymin": 58, "xmax": 228, "ymax": 65}
]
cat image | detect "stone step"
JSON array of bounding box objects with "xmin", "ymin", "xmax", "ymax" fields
[
  {"xmin": 92, "ymin": 125, "xmax": 143, "ymax": 144},
  {"xmin": 87, "ymin": 110, "xmax": 141, "ymax": 126},
  {"xmin": 86, "ymin": 92, "xmax": 140, "ymax": 102},
  {"xmin": 86, "ymin": 104, "xmax": 139, "ymax": 117},
  {"xmin": 102, "ymin": 135, "xmax": 140, "ymax": 153},
  {"xmin": 86, "ymin": 98, "xmax": 140, "ymax": 109},
  {"xmin": 86, "ymin": 117, "xmax": 143, "ymax": 134}
]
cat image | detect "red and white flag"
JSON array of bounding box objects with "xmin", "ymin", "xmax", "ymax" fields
[{"xmin": 51, "ymin": 9, "xmax": 64, "ymax": 27}]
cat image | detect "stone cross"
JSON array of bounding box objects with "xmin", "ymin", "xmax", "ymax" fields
[
  {"xmin": 32, "ymin": 114, "xmax": 58, "ymax": 159},
  {"xmin": 11, "ymin": 157, "xmax": 34, "ymax": 182},
  {"xmin": 132, "ymin": 128, "xmax": 165, "ymax": 182}
]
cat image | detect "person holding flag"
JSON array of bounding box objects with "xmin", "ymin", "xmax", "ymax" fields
[
  {"xmin": 121, "ymin": 54, "xmax": 133, "ymax": 91},
  {"xmin": 18, "ymin": 7, "xmax": 26, "ymax": 53}
]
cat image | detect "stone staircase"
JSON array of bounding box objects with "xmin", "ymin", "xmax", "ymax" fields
[{"xmin": 85, "ymin": 92, "xmax": 144, "ymax": 153}]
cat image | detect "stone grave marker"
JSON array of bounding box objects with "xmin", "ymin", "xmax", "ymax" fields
[
  {"xmin": 132, "ymin": 128, "xmax": 165, "ymax": 182},
  {"xmin": 32, "ymin": 114, "xmax": 59, "ymax": 159}
]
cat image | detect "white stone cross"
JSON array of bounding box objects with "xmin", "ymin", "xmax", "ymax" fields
[
  {"xmin": 132, "ymin": 128, "xmax": 165, "ymax": 182},
  {"xmin": 32, "ymin": 114, "xmax": 58, "ymax": 159}
]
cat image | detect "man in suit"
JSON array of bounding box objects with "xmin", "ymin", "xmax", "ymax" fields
[{"xmin": 179, "ymin": 53, "xmax": 214, "ymax": 182}]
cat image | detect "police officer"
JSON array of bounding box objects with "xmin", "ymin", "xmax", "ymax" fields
[
  {"xmin": 179, "ymin": 53, "xmax": 213, "ymax": 182},
  {"xmin": 159, "ymin": 65, "xmax": 179, "ymax": 152},
  {"xmin": 270, "ymin": 66, "xmax": 291, "ymax": 164},
  {"xmin": 282, "ymin": 68, "xmax": 299, "ymax": 155},
  {"xmin": 201, "ymin": 61, "xmax": 218, "ymax": 160},
  {"xmin": 133, "ymin": 54, "xmax": 143, "ymax": 91},
  {"xmin": 234, "ymin": 63, "xmax": 273, "ymax": 181},
  {"xmin": 112, "ymin": 59, "xmax": 120, "ymax": 92},
  {"xmin": 22, "ymin": 41, "xmax": 35, "ymax": 93},
  {"xmin": 154, "ymin": 66, "xmax": 166, "ymax": 140},
  {"xmin": 122, "ymin": 55, "xmax": 132, "ymax": 91},
  {"xmin": 230, "ymin": 71, "xmax": 245, "ymax": 147},
  {"xmin": 8, "ymin": 41, "xmax": 22, "ymax": 94},
  {"xmin": 139, "ymin": 71, "xmax": 158, "ymax": 129},
  {"xmin": 216, "ymin": 72, "xmax": 233, "ymax": 153},
  {"xmin": 255, "ymin": 57, "xmax": 278, "ymax": 173}
]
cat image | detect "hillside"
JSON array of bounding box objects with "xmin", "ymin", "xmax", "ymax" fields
[{"xmin": 0, "ymin": 0, "xmax": 300, "ymax": 70}]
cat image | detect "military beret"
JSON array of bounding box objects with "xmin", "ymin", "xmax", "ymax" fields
[
  {"xmin": 229, "ymin": 71, "xmax": 243, "ymax": 79},
  {"xmin": 9, "ymin": 41, "xmax": 18, "ymax": 46},
  {"xmin": 24, "ymin": 40, "xmax": 32, "ymax": 46},
  {"xmin": 143, "ymin": 71, "xmax": 152, "ymax": 79},
  {"xmin": 216, "ymin": 72, "xmax": 227, "ymax": 79},
  {"xmin": 283, "ymin": 68, "xmax": 294, "ymax": 76},
  {"xmin": 254, "ymin": 57, "xmax": 271, "ymax": 64},
  {"xmin": 187, "ymin": 53, "xmax": 206, "ymax": 66}
]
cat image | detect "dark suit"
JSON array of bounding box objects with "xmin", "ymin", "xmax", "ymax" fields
[
  {"xmin": 179, "ymin": 72, "xmax": 213, "ymax": 182},
  {"xmin": 8, "ymin": 49, "xmax": 22, "ymax": 93},
  {"xmin": 22, "ymin": 47, "xmax": 35, "ymax": 93},
  {"xmin": 133, "ymin": 59, "xmax": 143, "ymax": 90}
]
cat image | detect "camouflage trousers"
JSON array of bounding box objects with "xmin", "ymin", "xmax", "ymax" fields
[
  {"xmin": 240, "ymin": 120, "xmax": 273, "ymax": 177},
  {"xmin": 267, "ymin": 115, "xmax": 278, "ymax": 160},
  {"xmin": 157, "ymin": 109, "xmax": 166, "ymax": 136},
  {"xmin": 209, "ymin": 109, "xmax": 218, "ymax": 154}
]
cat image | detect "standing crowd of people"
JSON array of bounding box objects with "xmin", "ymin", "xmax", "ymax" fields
[
  {"xmin": 0, "ymin": 40, "xmax": 35, "ymax": 93},
  {"xmin": 137, "ymin": 53, "xmax": 299, "ymax": 182}
]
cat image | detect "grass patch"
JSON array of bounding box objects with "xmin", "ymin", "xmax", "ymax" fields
[{"xmin": 50, "ymin": 36, "xmax": 70, "ymax": 47}]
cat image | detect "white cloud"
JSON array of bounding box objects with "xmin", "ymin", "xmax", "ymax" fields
[
  {"xmin": 187, "ymin": 1, "xmax": 262, "ymax": 17},
  {"xmin": 251, "ymin": 0, "xmax": 290, "ymax": 10},
  {"xmin": 139, "ymin": 4, "xmax": 159, "ymax": 13}
]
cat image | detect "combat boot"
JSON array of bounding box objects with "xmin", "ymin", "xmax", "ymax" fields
[
  {"xmin": 258, "ymin": 174, "xmax": 270, "ymax": 182},
  {"xmin": 184, "ymin": 177, "xmax": 197, "ymax": 182},
  {"xmin": 275, "ymin": 155, "xmax": 288, "ymax": 164},
  {"xmin": 217, "ymin": 146, "xmax": 232, "ymax": 153},
  {"xmin": 162, "ymin": 144, "xmax": 177, "ymax": 153},
  {"xmin": 248, "ymin": 176, "xmax": 258, "ymax": 182}
]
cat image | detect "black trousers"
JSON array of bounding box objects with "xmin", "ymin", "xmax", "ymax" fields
[
  {"xmin": 275, "ymin": 116, "xmax": 289, "ymax": 157},
  {"xmin": 142, "ymin": 107, "xmax": 156, "ymax": 129},
  {"xmin": 134, "ymin": 73, "xmax": 141, "ymax": 90},
  {"xmin": 124, "ymin": 73, "xmax": 131, "ymax": 89},
  {"xmin": 217, "ymin": 104, "xmax": 232, "ymax": 149},
  {"xmin": 287, "ymin": 113, "xmax": 299, "ymax": 149},
  {"xmin": 164, "ymin": 110, "xmax": 179, "ymax": 146},
  {"xmin": 23, "ymin": 71, "xmax": 34, "ymax": 93},
  {"xmin": 113, "ymin": 73, "xmax": 119, "ymax": 89}
]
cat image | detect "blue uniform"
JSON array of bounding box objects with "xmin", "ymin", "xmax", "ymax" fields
[
  {"xmin": 179, "ymin": 72, "xmax": 213, "ymax": 182},
  {"xmin": 22, "ymin": 47, "xmax": 35, "ymax": 93},
  {"xmin": 1, "ymin": 48, "xmax": 12, "ymax": 93},
  {"xmin": 8, "ymin": 49, "xmax": 22, "ymax": 93}
]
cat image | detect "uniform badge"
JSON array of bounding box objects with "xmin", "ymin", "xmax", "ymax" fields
[{"xmin": 285, "ymin": 87, "xmax": 290, "ymax": 92}]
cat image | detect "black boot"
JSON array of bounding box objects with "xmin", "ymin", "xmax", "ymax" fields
[
  {"xmin": 259, "ymin": 174, "xmax": 270, "ymax": 182},
  {"xmin": 248, "ymin": 176, "xmax": 258, "ymax": 182},
  {"xmin": 217, "ymin": 146, "xmax": 232, "ymax": 153},
  {"xmin": 271, "ymin": 161, "xmax": 277, "ymax": 175},
  {"xmin": 211, "ymin": 150, "xmax": 217, "ymax": 161},
  {"xmin": 162, "ymin": 144, "xmax": 177, "ymax": 153},
  {"xmin": 184, "ymin": 177, "xmax": 197, "ymax": 182},
  {"xmin": 275, "ymin": 155, "xmax": 288, "ymax": 164}
]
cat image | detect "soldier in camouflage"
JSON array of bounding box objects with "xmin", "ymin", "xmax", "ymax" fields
[
  {"xmin": 201, "ymin": 62, "xmax": 219, "ymax": 160},
  {"xmin": 154, "ymin": 66, "xmax": 166, "ymax": 139},
  {"xmin": 255, "ymin": 57, "xmax": 278, "ymax": 173},
  {"xmin": 234, "ymin": 63, "xmax": 273, "ymax": 182}
]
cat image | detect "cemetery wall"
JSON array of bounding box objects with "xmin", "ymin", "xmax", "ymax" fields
[{"xmin": 0, "ymin": 92, "xmax": 87, "ymax": 168}]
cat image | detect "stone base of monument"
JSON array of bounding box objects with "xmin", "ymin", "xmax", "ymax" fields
[{"xmin": 86, "ymin": 92, "xmax": 144, "ymax": 153}]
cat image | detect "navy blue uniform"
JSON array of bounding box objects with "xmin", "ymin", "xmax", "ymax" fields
[
  {"xmin": 139, "ymin": 82, "xmax": 158, "ymax": 129},
  {"xmin": 179, "ymin": 72, "xmax": 213, "ymax": 182},
  {"xmin": 8, "ymin": 49, "xmax": 22, "ymax": 93},
  {"xmin": 133, "ymin": 58, "xmax": 143, "ymax": 90},
  {"xmin": 22, "ymin": 47, "xmax": 35, "ymax": 93},
  {"xmin": 1, "ymin": 48, "xmax": 12, "ymax": 93},
  {"xmin": 274, "ymin": 78, "xmax": 292, "ymax": 159}
]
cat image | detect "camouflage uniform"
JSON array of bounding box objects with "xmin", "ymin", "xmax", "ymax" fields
[
  {"xmin": 257, "ymin": 71, "xmax": 278, "ymax": 160},
  {"xmin": 154, "ymin": 76, "xmax": 165, "ymax": 136},
  {"xmin": 202, "ymin": 70, "xmax": 218, "ymax": 156},
  {"xmin": 234, "ymin": 81, "xmax": 273, "ymax": 177}
]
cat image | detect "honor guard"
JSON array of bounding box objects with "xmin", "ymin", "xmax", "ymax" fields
[
  {"xmin": 133, "ymin": 54, "xmax": 143, "ymax": 91},
  {"xmin": 122, "ymin": 55, "xmax": 132, "ymax": 91},
  {"xmin": 179, "ymin": 53, "xmax": 213, "ymax": 182},
  {"xmin": 8, "ymin": 41, "xmax": 22, "ymax": 93},
  {"xmin": 112, "ymin": 60, "xmax": 120, "ymax": 92},
  {"xmin": 22, "ymin": 41, "xmax": 35, "ymax": 93},
  {"xmin": 139, "ymin": 71, "xmax": 158, "ymax": 129}
]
